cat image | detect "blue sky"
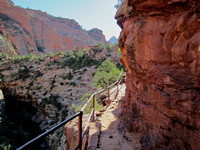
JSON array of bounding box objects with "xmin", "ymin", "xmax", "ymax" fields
[{"xmin": 12, "ymin": 0, "xmax": 121, "ymax": 41}]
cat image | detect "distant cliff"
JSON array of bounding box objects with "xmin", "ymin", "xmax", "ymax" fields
[
  {"xmin": 108, "ymin": 36, "xmax": 118, "ymax": 45},
  {"xmin": 0, "ymin": 0, "xmax": 106, "ymax": 55}
]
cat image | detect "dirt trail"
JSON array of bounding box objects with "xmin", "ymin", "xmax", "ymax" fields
[{"xmin": 88, "ymin": 84, "xmax": 141, "ymax": 150}]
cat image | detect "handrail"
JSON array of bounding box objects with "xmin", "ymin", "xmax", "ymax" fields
[
  {"xmin": 17, "ymin": 72, "xmax": 126, "ymax": 150},
  {"xmin": 80, "ymin": 72, "xmax": 126, "ymax": 141},
  {"xmin": 81, "ymin": 72, "xmax": 125, "ymax": 112},
  {"xmin": 16, "ymin": 112, "xmax": 81, "ymax": 150},
  {"xmin": 82, "ymin": 108, "xmax": 94, "ymax": 138}
]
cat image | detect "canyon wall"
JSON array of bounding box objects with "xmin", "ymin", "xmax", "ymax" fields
[
  {"xmin": 0, "ymin": 0, "xmax": 106, "ymax": 55},
  {"xmin": 116, "ymin": 0, "xmax": 200, "ymax": 149}
]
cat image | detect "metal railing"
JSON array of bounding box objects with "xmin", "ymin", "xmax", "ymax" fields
[{"xmin": 17, "ymin": 72, "xmax": 126, "ymax": 150}]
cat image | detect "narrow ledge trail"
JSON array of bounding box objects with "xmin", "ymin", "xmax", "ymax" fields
[{"xmin": 87, "ymin": 84, "xmax": 141, "ymax": 150}]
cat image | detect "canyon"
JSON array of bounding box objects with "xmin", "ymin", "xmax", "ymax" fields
[
  {"xmin": 0, "ymin": 0, "xmax": 106, "ymax": 55},
  {"xmin": 0, "ymin": 0, "xmax": 200, "ymax": 149},
  {"xmin": 116, "ymin": 0, "xmax": 200, "ymax": 149},
  {"xmin": 0, "ymin": 45, "xmax": 121, "ymax": 149},
  {"xmin": 0, "ymin": 0, "xmax": 123, "ymax": 149}
]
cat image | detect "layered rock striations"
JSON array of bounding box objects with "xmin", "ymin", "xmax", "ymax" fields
[
  {"xmin": 116, "ymin": 0, "xmax": 200, "ymax": 149},
  {"xmin": 0, "ymin": 0, "xmax": 106, "ymax": 55}
]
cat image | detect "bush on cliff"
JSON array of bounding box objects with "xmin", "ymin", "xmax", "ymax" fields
[
  {"xmin": 93, "ymin": 58, "xmax": 122, "ymax": 88},
  {"xmin": 18, "ymin": 65, "xmax": 30, "ymax": 80},
  {"xmin": 60, "ymin": 50, "xmax": 104, "ymax": 69}
]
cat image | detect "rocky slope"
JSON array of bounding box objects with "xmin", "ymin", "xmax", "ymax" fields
[
  {"xmin": 0, "ymin": 45, "xmax": 122, "ymax": 149},
  {"xmin": 0, "ymin": 53, "xmax": 98, "ymax": 149},
  {"xmin": 116, "ymin": 0, "xmax": 200, "ymax": 149},
  {"xmin": 0, "ymin": 0, "xmax": 106, "ymax": 55}
]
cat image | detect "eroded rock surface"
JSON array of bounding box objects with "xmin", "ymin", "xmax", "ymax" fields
[{"xmin": 116, "ymin": 0, "xmax": 200, "ymax": 149}]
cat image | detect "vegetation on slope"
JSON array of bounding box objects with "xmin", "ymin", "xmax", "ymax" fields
[{"xmin": 0, "ymin": 42, "xmax": 124, "ymax": 149}]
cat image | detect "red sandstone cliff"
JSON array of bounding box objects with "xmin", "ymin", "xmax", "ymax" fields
[
  {"xmin": 0, "ymin": 0, "xmax": 106, "ymax": 55},
  {"xmin": 116, "ymin": 0, "xmax": 200, "ymax": 149}
]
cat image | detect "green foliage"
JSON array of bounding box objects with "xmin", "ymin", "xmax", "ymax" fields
[
  {"xmin": 74, "ymin": 92, "xmax": 103, "ymax": 114},
  {"xmin": 0, "ymin": 143, "xmax": 11, "ymax": 150},
  {"xmin": 93, "ymin": 58, "xmax": 122, "ymax": 88},
  {"xmin": 117, "ymin": 47, "xmax": 122, "ymax": 56},
  {"xmin": 18, "ymin": 65, "xmax": 30, "ymax": 80},
  {"xmin": 60, "ymin": 51, "xmax": 104, "ymax": 69},
  {"xmin": 97, "ymin": 41, "xmax": 105, "ymax": 51},
  {"xmin": 74, "ymin": 105, "xmax": 82, "ymax": 113},
  {"xmin": 116, "ymin": 63, "xmax": 125, "ymax": 71},
  {"xmin": 68, "ymin": 50, "xmax": 75, "ymax": 59},
  {"xmin": 77, "ymin": 76, "xmax": 82, "ymax": 80},
  {"xmin": 70, "ymin": 81, "xmax": 76, "ymax": 86},
  {"xmin": 46, "ymin": 61, "xmax": 55, "ymax": 66},
  {"xmin": 37, "ymin": 46, "xmax": 45, "ymax": 52},
  {"xmin": 0, "ymin": 49, "xmax": 104, "ymax": 72},
  {"xmin": 0, "ymin": 33, "xmax": 17, "ymax": 55},
  {"xmin": 106, "ymin": 44, "xmax": 112, "ymax": 51},
  {"xmin": 83, "ymin": 48, "xmax": 89, "ymax": 52},
  {"xmin": 76, "ymin": 51, "xmax": 83, "ymax": 58},
  {"xmin": 42, "ymin": 94, "xmax": 62, "ymax": 109},
  {"xmin": 46, "ymin": 52, "xmax": 54, "ymax": 58},
  {"xmin": 67, "ymin": 71, "xmax": 73, "ymax": 80}
]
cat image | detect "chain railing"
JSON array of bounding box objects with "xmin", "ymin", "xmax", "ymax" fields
[{"xmin": 17, "ymin": 72, "xmax": 126, "ymax": 150}]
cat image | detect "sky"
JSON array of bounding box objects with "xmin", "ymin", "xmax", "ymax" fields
[{"xmin": 12, "ymin": 0, "xmax": 121, "ymax": 41}]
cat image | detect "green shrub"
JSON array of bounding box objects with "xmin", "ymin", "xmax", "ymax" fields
[
  {"xmin": 37, "ymin": 46, "xmax": 45, "ymax": 52},
  {"xmin": 93, "ymin": 58, "xmax": 122, "ymax": 88},
  {"xmin": 70, "ymin": 82, "xmax": 76, "ymax": 86},
  {"xmin": 116, "ymin": 63, "xmax": 125, "ymax": 71},
  {"xmin": 97, "ymin": 41, "xmax": 105, "ymax": 51},
  {"xmin": 18, "ymin": 65, "xmax": 30, "ymax": 80},
  {"xmin": 106, "ymin": 44, "xmax": 112, "ymax": 51},
  {"xmin": 29, "ymin": 81, "xmax": 34, "ymax": 86},
  {"xmin": 77, "ymin": 76, "xmax": 82, "ymax": 80},
  {"xmin": 42, "ymin": 94, "xmax": 62, "ymax": 109},
  {"xmin": 117, "ymin": 47, "xmax": 122, "ymax": 56},
  {"xmin": 60, "ymin": 51, "xmax": 104, "ymax": 69},
  {"xmin": 67, "ymin": 71, "xmax": 73, "ymax": 80}
]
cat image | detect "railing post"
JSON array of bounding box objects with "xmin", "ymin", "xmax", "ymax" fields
[
  {"xmin": 107, "ymin": 88, "xmax": 110, "ymax": 105},
  {"xmin": 78, "ymin": 111, "xmax": 83, "ymax": 150},
  {"xmin": 93, "ymin": 95, "xmax": 95, "ymax": 122},
  {"xmin": 117, "ymin": 81, "xmax": 119, "ymax": 96}
]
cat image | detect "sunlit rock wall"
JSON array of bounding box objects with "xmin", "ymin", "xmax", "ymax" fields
[{"xmin": 115, "ymin": 0, "xmax": 200, "ymax": 149}]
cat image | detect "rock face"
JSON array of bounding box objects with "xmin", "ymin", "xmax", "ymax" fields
[
  {"xmin": 116, "ymin": 0, "xmax": 200, "ymax": 149},
  {"xmin": 0, "ymin": 0, "xmax": 106, "ymax": 55}
]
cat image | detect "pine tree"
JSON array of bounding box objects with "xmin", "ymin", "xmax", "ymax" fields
[{"xmin": 93, "ymin": 58, "xmax": 122, "ymax": 88}]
